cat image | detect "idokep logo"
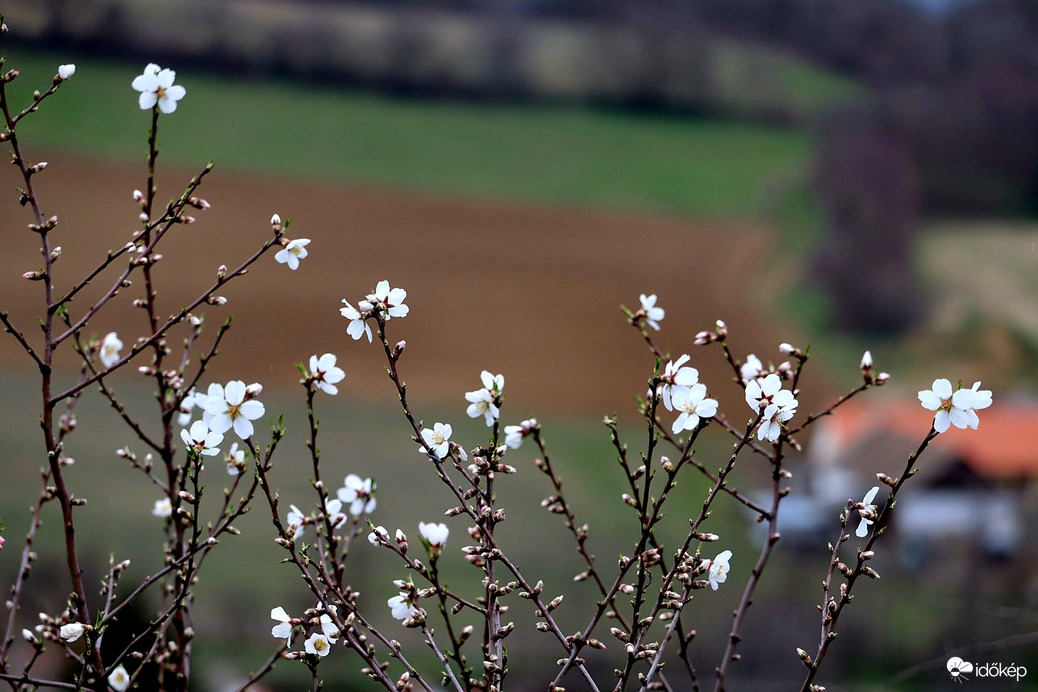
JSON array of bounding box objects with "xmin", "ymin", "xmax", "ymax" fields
[{"xmin": 946, "ymin": 657, "xmax": 1028, "ymax": 683}]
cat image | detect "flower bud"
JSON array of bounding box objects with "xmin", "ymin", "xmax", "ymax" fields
[
  {"xmin": 859, "ymin": 350, "xmax": 872, "ymax": 369},
  {"xmin": 57, "ymin": 64, "xmax": 76, "ymax": 80},
  {"xmin": 59, "ymin": 622, "xmax": 87, "ymax": 642},
  {"xmin": 133, "ymin": 189, "xmax": 144, "ymax": 203},
  {"xmin": 245, "ymin": 383, "xmax": 263, "ymax": 398},
  {"xmin": 271, "ymin": 213, "xmax": 282, "ymax": 227}
]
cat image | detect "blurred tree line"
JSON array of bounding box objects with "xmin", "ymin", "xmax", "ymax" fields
[{"xmin": 14, "ymin": 0, "xmax": 1038, "ymax": 332}]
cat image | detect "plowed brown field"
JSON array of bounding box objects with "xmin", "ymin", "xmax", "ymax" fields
[{"xmin": 2, "ymin": 154, "xmax": 790, "ymax": 412}]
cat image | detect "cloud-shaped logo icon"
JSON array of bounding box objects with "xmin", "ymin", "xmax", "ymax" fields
[{"xmin": 947, "ymin": 657, "xmax": 974, "ymax": 682}]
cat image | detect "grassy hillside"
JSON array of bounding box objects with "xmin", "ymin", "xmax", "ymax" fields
[{"xmin": 4, "ymin": 48, "xmax": 811, "ymax": 218}]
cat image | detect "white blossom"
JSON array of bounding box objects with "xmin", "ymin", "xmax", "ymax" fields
[
  {"xmin": 324, "ymin": 499, "xmax": 348, "ymax": 530},
  {"xmin": 225, "ymin": 442, "xmax": 246, "ymax": 476},
  {"xmin": 670, "ymin": 384, "xmax": 718, "ymax": 434},
  {"xmin": 464, "ymin": 371, "xmax": 504, "ymax": 426},
  {"xmin": 339, "ymin": 300, "xmax": 372, "ymax": 342},
  {"xmin": 108, "ymin": 665, "xmax": 130, "ymax": 692},
  {"xmin": 59, "ymin": 623, "xmax": 86, "ymax": 642},
  {"xmin": 369, "ymin": 280, "xmax": 409, "ymax": 319},
  {"xmin": 100, "ymin": 332, "xmax": 123, "ymax": 368},
  {"xmin": 152, "ymin": 498, "xmax": 173, "ymax": 518},
  {"xmin": 179, "ymin": 420, "xmax": 222, "ymax": 457},
  {"xmin": 388, "ymin": 592, "xmax": 417, "ymax": 623},
  {"xmin": 368, "ymin": 525, "xmax": 389, "ymax": 546},
  {"xmin": 202, "ymin": 380, "xmax": 265, "ymax": 440},
  {"xmin": 307, "ymin": 353, "xmax": 345, "ymax": 396},
  {"xmin": 707, "ymin": 550, "xmax": 732, "ymax": 591},
  {"xmin": 419, "ymin": 423, "xmax": 453, "ymax": 459},
  {"xmin": 856, "ymin": 486, "xmax": 880, "ymax": 538},
  {"xmin": 638, "ymin": 293, "xmax": 665, "ymax": 331},
  {"xmin": 285, "ymin": 505, "xmax": 306, "ymax": 540},
  {"xmin": 336, "ymin": 474, "xmax": 376, "ymax": 516},
  {"xmin": 740, "ymin": 354, "xmax": 766, "ymax": 383},
  {"xmin": 57, "ymin": 64, "xmax": 76, "ymax": 80},
  {"xmin": 918, "ymin": 378, "xmax": 992, "ymax": 433},
  {"xmin": 319, "ymin": 609, "xmax": 340, "ymax": 642},
  {"xmin": 304, "ymin": 632, "xmax": 332, "ymax": 657},
  {"xmin": 504, "ymin": 418, "xmax": 537, "ymax": 449},
  {"xmin": 275, "ymin": 238, "xmax": 310, "ymax": 271},
  {"xmin": 270, "ymin": 606, "xmax": 293, "ymax": 644},
  {"xmin": 131, "ymin": 63, "xmax": 186, "ymax": 114},
  {"xmin": 419, "ymin": 522, "xmax": 449, "ymax": 551}
]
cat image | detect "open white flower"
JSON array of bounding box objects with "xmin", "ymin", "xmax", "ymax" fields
[
  {"xmin": 270, "ymin": 606, "xmax": 294, "ymax": 644},
  {"xmin": 275, "ymin": 238, "xmax": 310, "ymax": 271},
  {"xmin": 918, "ymin": 378, "xmax": 993, "ymax": 433},
  {"xmin": 131, "ymin": 63, "xmax": 186, "ymax": 114},
  {"xmin": 856, "ymin": 486, "xmax": 880, "ymax": 538},
  {"xmin": 419, "ymin": 423, "xmax": 453, "ymax": 459},
  {"xmin": 745, "ymin": 373, "xmax": 795, "ymax": 412},
  {"xmin": 337, "ymin": 474, "xmax": 376, "ymax": 516},
  {"xmin": 671, "ymin": 383, "xmax": 718, "ymax": 434},
  {"xmin": 369, "ymin": 280, "xmax": 409, "ymax": 319},
  {"xmin": 319, "ymin": 608, "xmax": 340, "ymax": 642},
  {"xmin": 59, "ymin": 622, "xmax": 86, "ymax": 642},
  {"xmin": 57, "ymin": 64, "xmax": 76, "ymax": 80},
  {"xmin": 285, "ymin": 505, "xmax": 306, "ymax": 540},
  {"xmin": 419, "ymin": 522, "xmax": 449, "ymax": 553},
  {"xmin": 179, "ymin": 420, "xmax": 223, "ymax": 457},
  {"xmin": 152, "ymin": 497, "xmax": 173, "ymax": 518},
  {"xmin": 308, "ymin": 353, "xmax": 346, "ymax": 395},
  {"xmin": 225, "ymin": 442, "xmax": 246, "ymax": 476},
  {"xmin": 203, "ymin": 380, "xmax": 265, "ymax": 440},
  {"xmin": 387, "ymin": 592, "xmax": 417, "ymax": 623},
  {"xmin": 638, "ymin": 293, "xmax": 665, "ymax": 331},
  {"xmin": 659, "ymin": 355, "xmax": 699, "ymax": 411},
  {"xmin": 100, "ymin": 332, "xmax": 123, "ymax": 368},
  {"xmin": 504, "ymin": 418, "xmax": 537, "ymax": 449},
  {"xmin": 339, "ymin": 300, "xmax": 372, "ymax": 343},
  {"xmin": 108, "ymin": 665, "xmax": 130, "ymax": 692},
  {"xmin": 324, "ymin": 498, "xmax": 348, "ymax": 530},
  {"xmin": 707, "ymin": 550, "xmax": 732, "ymax": 591},
  {"xmin": 740, "ymin": 354, "xmax": 766, "ymax": 383},
  {"xmin": 757, "ymin": 401, "xmax": 797, "ymax": 442},
  {"xmin": 304, "ymin": 632, "xmax": 332, "ymax": 657}
]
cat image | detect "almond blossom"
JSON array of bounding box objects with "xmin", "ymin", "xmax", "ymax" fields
[
  {"xmin": 179, "ymin": 420, "xmax": 222, "ymax": 457},
  {"xmin": 99, "ymin": 332, "xmax": 123, "ymax": 368},
  {"xmin": 108, "ymin": 665, "xmax": 130, "ymax": 692},
  {"xmin": 308, "ymin": 353, "xmax": 346, "ymax": 395},
  {"xmin": 740, "ymin": 354, "xmax": 766, "ymax": 383},
  {"xmin": 670, "ymin": 383, "xmax": 718, "ymax": 434},
  {"xmin": 275, "ymin": 238, "xmax": 310, "ymax": 271},
  {"xmin": 339, "ymin": 300, "xmax": 373, "ymax": 342},
  {"xmin": 337, "ymin": 474, "xmax": 376, "ymax": 516},
  {"xmin": 131, "ymin": 63, "xmax": 186, "ymax": 114},
  {"xmin": 638, "ymin": 293, "xmax": 665, "ymax": 331},
  {"xmin": 706, "ymin": 550, "xmax": 732, "ymax": 591},
  {"xmin": 203, "ymin": 380, "xmax": 265, "ymax": 440},
  {"xmin": 285, "ymin": 505, "xmax": 306, "ymax": 541},
  {"xmin": 152, "ymin": 498, "xmax": 173, "ymax": 518},
  {"xmin": 224, "ymin": 442, "xmax": 246, "ymax": 476},
  {"xmin": 305, "ymin": 632, "xmax": 332, "ymax": 657},
  {"xmin": 270, "ymin": 606, "xmax": 294, "ymax": 644},
  {"xmin": 419, "ymin": 423, "xmax": 453, "ymax": 459},
  {"xmin": 918, "ymin": 378, "xmax": 992, "ymax": 433},
  {"xmin": 504, "ymin": 418, "xmax": 537, "ymax": 449},
  {"xmin": 465, "ymin": 371, "xmax": 504, "ymax": 426},
  {"xmin": 388, "ymin": 592, "xmax": 418, "ymax": 623},
  {"xmin": 419, "ymin": 521, "xmax": 449, "ymax": 555},
  {"xmin": 368, "ymin": 280, "xmax": 409, "ymax": 319},
  {"xmin": 856, "ymin": 486, "xmax": 880, "ymax": 538},
  {"xmin": 57, "ymin": 64, "xmax": 76, "ymax": 80}
]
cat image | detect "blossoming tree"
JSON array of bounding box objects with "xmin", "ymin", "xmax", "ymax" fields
[{"xmin": 0, "ymin": 15, "xmax": 994, "ymax": 692}]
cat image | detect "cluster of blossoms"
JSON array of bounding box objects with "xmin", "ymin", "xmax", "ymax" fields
[
  {"xmin": 340, "ymin": 280, "xmax": 409, "ymax": 343},
  {"xmin": 658, "ymin": 354, "xmax": 719, "ymax": 434},
  {"xmin": 269, "ymin": 605, "xmax": 340, "ymax": 658},
  {"xmin": 745, "ymin": 372, "xmax": 799, "ymax": 442},
  {"xmin": 177, "ymin": 380, "xmax": 266, "ymax": 456},
  {"xmin": 284, "ymin": 473, "xmax": 377, "ymax": 541},
  {"xmin": 918, "ymin": 378, "xmax": 992, "ymax": 433},
  {"xmin": 369, "ymin": 523, "xmax": 450, "ymax": 623}
]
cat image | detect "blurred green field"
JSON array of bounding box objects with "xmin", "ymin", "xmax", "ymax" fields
[{"xmin": 4, "ymin": 48, "xmax": 811, "ymax": 219}]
